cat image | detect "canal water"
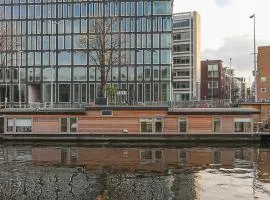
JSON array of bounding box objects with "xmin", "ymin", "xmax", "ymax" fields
[{"xmin": 0, "ymin": 145, "xmax": 269, "ymax": 200}]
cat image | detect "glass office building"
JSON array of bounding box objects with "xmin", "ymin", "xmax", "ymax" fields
[{"xmin": 0, "ymin": 0, "xmax": 173, "ymax": 106}]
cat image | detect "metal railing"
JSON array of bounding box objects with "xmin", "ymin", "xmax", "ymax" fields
[{"xmin": 0, "ymin": 99, "xmax": 258, "ymax": 110}]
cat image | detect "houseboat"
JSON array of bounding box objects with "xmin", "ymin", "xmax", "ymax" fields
[{"xmin": 0, "ymin": 106, "xmax": 260, "ymax": 134}]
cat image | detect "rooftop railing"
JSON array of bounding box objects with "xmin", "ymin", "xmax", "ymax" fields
[{"xmin": 0, "ymin": 99, "xmax": 259, "ymax": 110}]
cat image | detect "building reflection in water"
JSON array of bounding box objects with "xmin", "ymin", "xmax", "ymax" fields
[{"xmin": 0, "ymin": 146, "xmax": 269, "ymax": 199}]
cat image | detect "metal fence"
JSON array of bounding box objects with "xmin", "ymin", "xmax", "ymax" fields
[{"xmin": 0, "ymin": 99, "xmax": 257, "ymax": 110}]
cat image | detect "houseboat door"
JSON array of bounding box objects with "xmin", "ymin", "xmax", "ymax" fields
[{"xmin": 0, "ymin": 116, "xmax": 4, "ymax": 134}]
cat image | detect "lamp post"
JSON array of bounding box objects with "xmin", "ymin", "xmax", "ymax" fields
[
  {"xmin": 229, "ymin": 58, "xmax": 232, "ymax": 104},
  {"xmin": 250, "ymin": 14, "xmax": 257, "ymax": 102}
]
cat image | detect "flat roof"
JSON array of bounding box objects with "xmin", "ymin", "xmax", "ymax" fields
[
  {"xmin": 0, "ymin": 108, "xmax": 86, "ymax": 115},
  {"xmin": 168, "ymin": 108, "xmax": 260, "ymax": 115}
]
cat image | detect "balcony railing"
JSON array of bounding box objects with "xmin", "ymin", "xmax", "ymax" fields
[{"xmin": 0, "ymin": 99, "xmax": 258, "ymax": 110}]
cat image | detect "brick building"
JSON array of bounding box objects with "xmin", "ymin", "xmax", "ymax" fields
[
  {"xmin": 257, "ymin": 46, "xmax": 270, "ymax": 102},
  {"xmin": 201, "ymin": 60, "xmax": 227, "ymax": 100}
]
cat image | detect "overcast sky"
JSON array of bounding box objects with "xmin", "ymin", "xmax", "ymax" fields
[{"xmin": 173, "ymin": 0, "xmax": 270, "ymax": 81}]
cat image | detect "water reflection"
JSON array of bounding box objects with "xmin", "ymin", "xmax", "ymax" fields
[{"xmin": 0, "ymin": 145, "xmax": 270, "ymax": 199}]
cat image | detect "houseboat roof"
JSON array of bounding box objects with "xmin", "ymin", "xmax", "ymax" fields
[
  {"xmin": 168, "ymin": 108, "xmax": 260, "ymax": 115},
  {"xmin": 0, "ymin": 106, "xmax": 260, "ymax": 115},
  {"xmin": 0, "ymin": 108, "xmax": 86, "ymax": 115}
]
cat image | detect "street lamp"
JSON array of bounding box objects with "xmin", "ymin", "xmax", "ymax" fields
[
  {"xmin": 250, "ymin": 14, "xmax": 257, "ymax": 102},
  {"xmin": 229, "ymin": 58, "xmax": 232, "ymax": 104}
]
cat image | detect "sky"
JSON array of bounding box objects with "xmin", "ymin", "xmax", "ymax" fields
[{"xmin": 173, "ymin": 0, "xmax": 270, "ymax": 82}]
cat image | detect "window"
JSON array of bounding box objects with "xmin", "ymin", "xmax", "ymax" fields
[
  {"xmin": 155, "ymin": 119, "xmax": 163, "ymax": 132},
  {"xmin": 153, "ymin": 1, "xmax": 171, "ymax": 15},
  {"xmin": 141, "ymin": 119, "xmax": 153, "ymax": 133},
  {"xmin": 173, "ymin": 20, "xmax": 190, "ymax": 28},
  {"xmin": 74, "ymin": 84, "xmax": 79, "ymax": 103},
  {"xmin": 74, "ymin": 67, "xmax": 87, "ymax": 81},
  {"xmin": 261, "ymin": 77, "xmax": 266, "ymax": 82},
  {"xmin": 208, "ymin": 81, "xmax": 219, "ymax": 88},
  {"xmin": 100, "ymin": 110, "xmax": 112, "ymax": 117},
  {"xmin": 213, "ymin": 117, "xmax": 221, "ymax": 133},
  {"xmin": 61, "ymin": 118, "xmax": 68, "ymax": 132},
  {"xmin": 173, "ymin": 81, "xmax": 190, "ymax": 89},
  {"xmin": 140, "ymin": 118, "xmax": 163, "ymax": 133},
  {"xmin": 234, "ymin": 118, "xmax": 252, "ymax": 133},
  {"xmin": 173, "ymin": 44, "xmax": 190, "ymax": 52},
  {"xmin": 208, "ymin": 64, "xmax": 219, "ymax": 78},
  {"xmin": 58, "ymin": 84, "xmax": 71, "ymax": 102},
  {"xmin": 179, "ymin": 117, "xmax": 187, "ymax": 133},
  {"xmin": 261, "ymin": 88, "xmax": 267, "ymax": 93},
  {"xmin": 7, "ymin": 118, "xmax": 13, "ymax": 132},
  {"xmin": 61, "ymin": 118, "xmax": 77, "ymax": 132},
  {"xmin": 173, "ymin": 57, "xmax": 190, "ymax": 64},
  {"xmin": 58, "ymin": 67, "xmax": 71, "ymax": 81},
  {"xmin": 173, "ymin": 32, "xmax": 190, "ymax": 40},
  {"xmin": 145, "ymin": 84, "xmax": 151, "ymax": 102},
  {"xmin": 15, "ymin": 118, "xmax": 32, "ymax": 133},
  {"xmin": 70, "ymin": 118, "xmax": 77, "ymax": 132}
]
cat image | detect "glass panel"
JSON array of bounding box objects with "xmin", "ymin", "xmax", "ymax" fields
[
  {"xmin": 59, "ymin": 84, "xmax": 70, "ymax": 103},
  {"xmin": 89, "ymin": 84, "xmax": 95, "ymax": 102},
  {"xmin": 7, "ymin": 118, "xmax": 13, "ymax": 132},
  {"xmin": 213, "ymin": 117, "xmax": 221, "ymax": 132},
  {"xmin": 15, "ymin": 119, "xmax": 32, "ymax": 132},
  {"xmin": 58, "ymin": 67, "xmax": 71, "ymax": 81},
  {"xmin": 81, "ymin": 84, "xmax": 87, "ymax": 103},
  {"xmin": 141, "ymin": 120, "xmax": 153, "ymax": 133},
  {"xmin": 61, "ymin": 118, "xmax": 68, "ymax": 132},
  {"xmin": 137, "ymin": 67, "xmax": 143, "ymax": 81},
  {"xmin": 74, "ymin": 84, "xmax": 79, "ymax": 103},
  {"xmin": 74, "ymin": 67, "xmax": 87, "ymax": 81},
  {"xmin": 179, "ymin": 118, "xmax": 187, "ymax": 132},
  {"xmin": 70, "ymin": 118, "xmax": 77, "ymax": 132},
  {"xmin": 145, "ymin": 84, "xmax": 151, "ymax": 102},
  {"xmin": 43, "ymin": 68, "xmax": 56, "ymax": 81},
  {"xmin": 155, "ymin": 121, "xmax": 162, "ymax": 132},
  {"xmin": 121, "ymin": 67, "xmax": 127, "ymax": 81},
  {"xmin": 153, "ymin": 1, "xmax": 171, "ymax": 15}
]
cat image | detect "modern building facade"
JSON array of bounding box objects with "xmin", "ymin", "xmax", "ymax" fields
[
  {"xmin": 257, "ymin": 46, "xmax": 270, "ymax": 102},
  {"xmin": 0, "ymin": 0, "xmax": 173, "ymax": 106},
  {"xmin": 172, "ymin": 11, "xmax": 201, "ymax": 102}
]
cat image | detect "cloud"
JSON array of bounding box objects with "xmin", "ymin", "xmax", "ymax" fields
[
  {"xmin": 202, "ymin": 35, "xmax": 270, "ymax": 79},
  {"xmin": 215, "ymin": 0, "xmax": 232, "ymax": 7}
]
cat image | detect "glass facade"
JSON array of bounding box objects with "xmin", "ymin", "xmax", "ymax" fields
[{"xmin": 0, "ymin": 0, "xmax": 173, "ymax": 105}]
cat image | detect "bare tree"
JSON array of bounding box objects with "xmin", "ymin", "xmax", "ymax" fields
[{"xmin": 80, "ymin": 18, "xmax": 121, "ymax": 99}]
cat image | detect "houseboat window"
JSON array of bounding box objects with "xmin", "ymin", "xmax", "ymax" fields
[
  {"xmin": 179, "ymin": 117, "xmax": 187, "ymax": 132},
  {"xmin": 15, "ymin": 118, "xmax": 32, "ymax": 132},
  {"xmin": 234, "ymin": 118, "xmax": 252, "ymax": 133},
  {"xmin": 61, "ymin": 118, "xmax": 68, "ymax": 132},
  {"xmin": 155, "ymin": 120, "xmax": 163, "ymax": 132},
  {"xmin": 141, "ymin": 119, "xmax": 153, "ymax": 132},
  {"xmin": 7, "ymin": 118, "xmax": 14, "ymax": 132},
  {"xmin": 70, "ymin": 118, "xmax": 77, "ymax": 132},
  {"xmin": 100, "ymin": 110, "xmax": 113, "ymax": 116},
  {"xmin": 213, "ymin": 117, "xmax": 221, "ymax": 133}
]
